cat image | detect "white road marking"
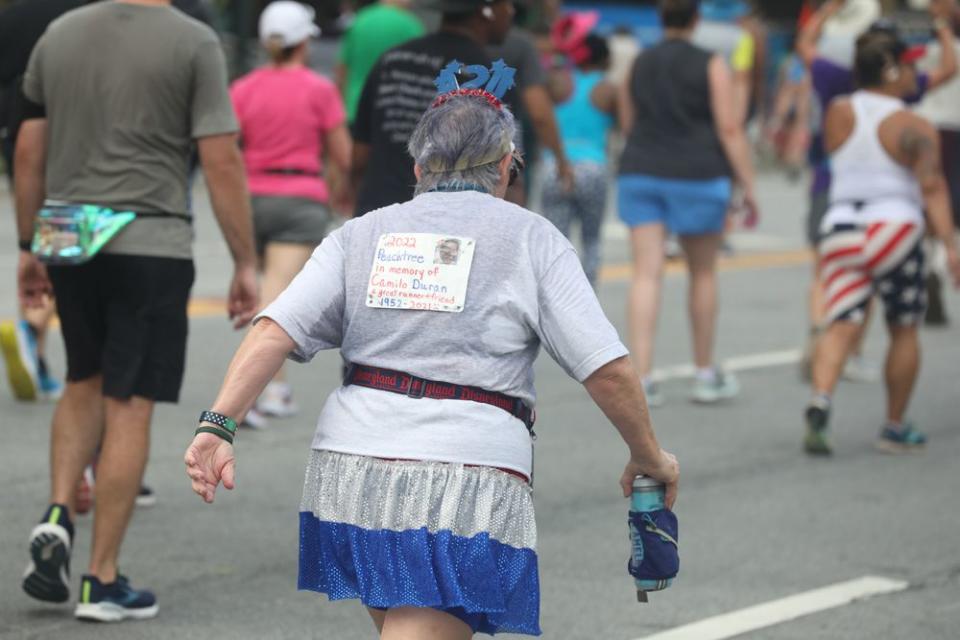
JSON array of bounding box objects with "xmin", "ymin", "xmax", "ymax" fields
[
  {"xmin": 652, "ymin": 349, "xmax": 802, "ymax": 382},
  {"xmin": 632, "ymin": 575, "xmax": 909, "ymax": 640}
]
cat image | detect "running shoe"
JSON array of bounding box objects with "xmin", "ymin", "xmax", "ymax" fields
[
  {"xmin": 690, "ymin": 370, "xmax": 740, "ymax": 404},
  {"xmin": 74, "ymin": 574, "xmax": 158, "ymax": 622},
  {"xmin": 642, "ymin": 379, "xmax": 666, "ymax": 408},
  {"xmin": 875, "ymin": 423, "xmax": 927, "ymax": 454},
  {"xmin": 22, "ymin": 504, "xmax": 73, "ymax": 603},
  {"xmin": 255, "ymin": 381, "xmax": 299, "ymax": 418},
  {"xmin": 842, "ymin": 355, "xmax": 879, "ymax": 383},
  {"xmin": 803, "ymin": 402, "xmax": 832, "ymax": 456},
  {"xmin": 241, "ymin": 407, "xmax": 270, "ymax": 430},
  {"xmin": 0, "ymin": 320, "xmax": 39, "ymax": 401},
  {"xmin": 135, "ymin": 485, "xmax": 157, "ymax": 508}
]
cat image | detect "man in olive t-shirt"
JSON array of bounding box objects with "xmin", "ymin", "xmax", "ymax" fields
[{"xmin": 15, "ymin": 0, "xmax": 258, "ymax": 620}]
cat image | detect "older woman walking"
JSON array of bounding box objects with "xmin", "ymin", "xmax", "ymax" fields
[
  {"xmin": 618, "ymin": 0, "xmax": 757, "ymax": 406},
  {"xmin": 184, "ymin": 82, "xmax": 678, "ymax": 638}
]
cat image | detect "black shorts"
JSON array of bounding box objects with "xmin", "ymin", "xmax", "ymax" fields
[{"xmin": 48, "ymin": 254, "xmax": 195, "ymax": 402}]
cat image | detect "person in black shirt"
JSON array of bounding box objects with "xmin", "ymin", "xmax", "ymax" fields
[
  {"xmin": 349, "ymin": 0, "xmax": 514, "ymax": 216},
  {"xmin": 0, "ymin": 0, "xmax": 87, "ymax": 179},
  {"xmin": 0, "ymin": 0, "xmax": 86, "ymax": 405}
]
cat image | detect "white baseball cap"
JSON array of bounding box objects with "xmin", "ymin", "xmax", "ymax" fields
[{"xmin": 259, "ymin": 1, "xmax": 320, "ymax": 48}]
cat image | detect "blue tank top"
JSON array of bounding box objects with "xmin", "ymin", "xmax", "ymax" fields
[{"xmin": 555, "ymin": 70, "xmax": 614, "ymax": 165}]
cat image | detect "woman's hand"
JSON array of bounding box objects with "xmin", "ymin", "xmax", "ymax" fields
[
  {"xmin": 184, "ymin": 432, "xmax": 236, "ymax": 504},
  {"xmin": 619, "ymin": 449, "xmax": 680, "ymax": 510}
]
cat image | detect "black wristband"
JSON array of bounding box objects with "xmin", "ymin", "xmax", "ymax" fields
[
  {"xmin": 18, "ymin": 240, "xmax": 32, "ymax": 252},
  {"xmin": 199, "ymin": 410, "xmax": 238, "ymax": 435}
]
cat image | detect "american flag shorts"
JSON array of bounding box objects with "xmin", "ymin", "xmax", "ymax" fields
[{"xmin": 819, "ymin": 222, "xmax": 926, "ymax": 326}]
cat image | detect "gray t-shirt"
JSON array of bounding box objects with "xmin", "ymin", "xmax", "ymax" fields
[
  {"xmin": 23, "ymin": 2, "xmax": 238, "ymax": 259},
  {"xmin": 259, "ymin": 190, "xmax": 627, "ymax": 476}
]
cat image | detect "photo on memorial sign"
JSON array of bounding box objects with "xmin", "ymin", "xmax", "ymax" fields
[{"xmin": 435, "ymin": 238, "xmax": 461, "ymax": 265}]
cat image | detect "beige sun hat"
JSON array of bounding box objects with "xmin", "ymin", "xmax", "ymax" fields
[{"xmin": 822, "ymin": 0, "xmax": 882, "ymax": 38}]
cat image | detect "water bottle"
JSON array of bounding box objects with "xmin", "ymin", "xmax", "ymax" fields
[{"xmin": 629, "ymin": 475, "xmax": 673, "ymax": 603}]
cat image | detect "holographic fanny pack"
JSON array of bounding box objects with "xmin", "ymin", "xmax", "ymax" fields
[{"xmin": 32, "ymin": 204, "xmax": 136, "ymax": 265}]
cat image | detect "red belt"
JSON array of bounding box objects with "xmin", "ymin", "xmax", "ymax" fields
[{"xmin": 344, "ymin": 364, "xmax": 536, "ymax": 435}]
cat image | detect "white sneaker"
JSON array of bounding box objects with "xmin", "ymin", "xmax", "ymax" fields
[
  {"xmin": 842, "ymin": 355, "xmax": 879, "ymax": 383},
  {"xmin": 690, "ymin": 369, "xmax": 740, "ymax": 404},
  {"xmin": 241, "ymin": 407, "xmax": 270, "ymax": 430},
  {"xmin": 256, "ymin": 382, "xmax": 299, "ymax": 418}
]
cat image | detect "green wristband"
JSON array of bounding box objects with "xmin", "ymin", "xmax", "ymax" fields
[{"xmin": 195, "ymin": 426, "xmax": 234, "ymax": 445}]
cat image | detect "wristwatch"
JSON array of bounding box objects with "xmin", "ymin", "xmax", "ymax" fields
[{"xmin": 18, "ymin": 240, "xmax": 32, "ymax": 252}]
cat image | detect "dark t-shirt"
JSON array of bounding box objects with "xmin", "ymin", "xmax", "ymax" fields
[
  {"xmin": 0, "ymin": 0, "xmax": 84, "ymax": 150},
  {"xmin": 352, "ymin": 31, "xmax": 488, "ymax": 216},
  {"xmin": 620, "ymin": 39, "xmax": 730, "ymax": 180}
]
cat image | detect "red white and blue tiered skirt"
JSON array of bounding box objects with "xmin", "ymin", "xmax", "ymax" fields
[{"xmin": 298, "ymin": 450, "xmax": 541, "ymax": 635}]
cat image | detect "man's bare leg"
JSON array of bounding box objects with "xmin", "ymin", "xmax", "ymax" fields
[
  {"xmin": 50, "ymin": 376, "xmax": 105, "ymax": 516},
  {"xmin": 87, "ymin": 395, "xmax": 154, "ymax": 582}
]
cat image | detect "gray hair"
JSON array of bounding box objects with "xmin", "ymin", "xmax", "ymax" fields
[{"xmin": 408, "ymin": 94, "xmax": 516, "ymax": 196}]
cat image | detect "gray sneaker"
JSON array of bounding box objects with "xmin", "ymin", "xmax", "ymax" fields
[{"xmin": 691, "ymin": 370, "xmax": 740, "ymax": 404}]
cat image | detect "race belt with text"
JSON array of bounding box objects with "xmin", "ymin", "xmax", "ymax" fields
[{"xmin": 344, "ymin": 364, "xmax": 535, "ymax": 434}]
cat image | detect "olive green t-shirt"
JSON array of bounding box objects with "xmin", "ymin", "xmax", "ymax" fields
[{"xmin": 23, "ymin": 2, "xmax": 238, "ymax": 259}]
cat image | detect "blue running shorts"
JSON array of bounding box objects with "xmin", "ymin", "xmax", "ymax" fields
[{"xmin": 617, "ymin": 174, "xmax": 732, "ymax": 235}]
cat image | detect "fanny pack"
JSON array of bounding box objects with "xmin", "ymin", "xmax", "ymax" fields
[{"xmin": 31, "ymin": 203, "xmax": 136, "ymax": 265}]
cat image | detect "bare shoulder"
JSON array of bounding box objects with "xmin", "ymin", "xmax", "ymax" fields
[
  {"xmin": 880, "ymin": 111, "xmax": 939, "ymax": 165},
  {"xmin": 590, "ymin": 79, "xmax": 618, "ymax": 114}
]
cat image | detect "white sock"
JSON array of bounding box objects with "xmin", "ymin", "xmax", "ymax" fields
[
  {"xmin": 695, "ymin": 367, "xmax": 717, "ymax": 383},
  {"xmin": 810, "ymin": 393, "xmax": 831, "ymax": 410}
]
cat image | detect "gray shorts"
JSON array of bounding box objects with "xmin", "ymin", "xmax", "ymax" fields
[{"xmin": 252, "ymin": 195, "xmax": 330, "ymax": 254}]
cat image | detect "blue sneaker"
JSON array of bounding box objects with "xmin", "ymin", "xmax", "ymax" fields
[
  {"xmin": 875, "ymin": 423, "xmax": 927, "ymax": 454},
  {"xmin": 0, "ymin": 320, "xmax": 39, "ymax": 401},
  {"xmin": 75, "ymin": 574, "xmax": 158, "ymax": 622},
  {"xmin": 38, "ymin": 368, "xmax": 63, "ymax": 401},
  {"xmin": 22, "ymin": 504, "xmax": 73, "ymax": 603}
]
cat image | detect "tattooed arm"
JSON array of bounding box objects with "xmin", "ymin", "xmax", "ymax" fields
[{"xmin": 898, "ymin": 116, "xmax": 960, "ymax": 285}]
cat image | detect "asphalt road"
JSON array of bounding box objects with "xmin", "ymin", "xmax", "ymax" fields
[{"xmin": 1, "ymin": 173, "xmax": 959, "ymax": 640}]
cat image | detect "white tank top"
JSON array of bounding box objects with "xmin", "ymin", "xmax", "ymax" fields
[{"xmin": 824, "ymin": 91, "xmax": 924, "ymax": 230}]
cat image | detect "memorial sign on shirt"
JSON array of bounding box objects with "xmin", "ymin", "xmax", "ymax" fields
[{"xmin": 367, "ymin": 233, "xmax": 476, "ymax": 312}]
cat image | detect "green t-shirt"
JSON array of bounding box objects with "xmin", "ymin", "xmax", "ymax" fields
[{"xmin": 339, "ymin": 3, "xmax": 424, "ymax": 123}]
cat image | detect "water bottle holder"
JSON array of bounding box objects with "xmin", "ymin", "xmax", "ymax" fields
[{"xmin": 627, "ymin": 509, "xmax": 680, "ymax": 581}]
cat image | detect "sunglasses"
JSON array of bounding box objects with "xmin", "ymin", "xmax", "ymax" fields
[{"xmin": 508, "ymin": 146, "xmax": 525, "ymax": 186}]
